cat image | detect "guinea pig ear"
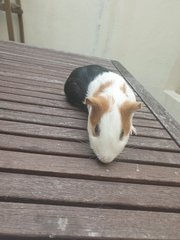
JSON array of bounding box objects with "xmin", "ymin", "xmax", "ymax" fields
[
  {"xmin": 84, "ymin": 97, "xmax": 98, "ymax": 106},
  {"xmin": 121, "ymin": 101, "xmax": 142, "ymax": 115},
  {"xmin": 131, "ymin": 101, "xmax": 142, "ymax": 112},
  {"xmin": 120, "ymin": 83, "xmax": 127, "ymax": 94},
  {"xmin": 84, "ymin": 96, "xmax": 109, "ymax": 134},
  {"xmin": 120, "ymin": 101, "xmax": 142, "ymax": 136}
]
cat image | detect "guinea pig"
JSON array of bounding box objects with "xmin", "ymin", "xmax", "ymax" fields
[{"xmin": 64, "ymin": 65, "xmax": 142, "ymax": 163}]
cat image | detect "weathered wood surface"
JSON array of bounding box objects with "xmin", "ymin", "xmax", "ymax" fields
[
  {"xmin": 0, "ymin": 150, "xmax": 180, "ymax": 185},
  {"xmin": 0, "ymin": 118, "xmax": 170, "ymax": 139},
  {"xmin": 1, "ymin": 203, "xmax": 180, "ymax": 239},
  {"xmin": 0, "ymin": 40, "xmax": 180, "ymax": 239}
]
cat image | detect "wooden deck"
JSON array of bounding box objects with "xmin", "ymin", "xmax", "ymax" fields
[{"xmin": 0, "ymin": 40, "xmax": 180, "ymax": 239}]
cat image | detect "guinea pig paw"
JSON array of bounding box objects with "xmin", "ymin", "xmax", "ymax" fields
[{"xmin": 130, "ymin": 125, "xmax": 137, "ymax": 135}]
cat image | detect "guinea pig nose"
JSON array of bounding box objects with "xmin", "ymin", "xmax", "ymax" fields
[{"xmin": 98, "ymin": 155, "xmax": 114, "ymax": 164}]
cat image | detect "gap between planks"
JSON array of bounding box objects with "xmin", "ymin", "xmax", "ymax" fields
[
  {"xmin": 0, "ymin": 118, "xmax": 171, "ymax": 141},
  {"xmin": 0, "ymin": 100, "xmax": 157, "ymax": 122},
  {"xmin": 0, "ymin": 150, "xmax": 180, "ymax": 186},
  {"xmin": 0, "ymin": 128, "xmax": 178, "ymax": 152},
  {"xmin": 0, "ymin": 201, "xmax": 180, "ymax": 239},
  {"xmin": 0, "ymin": 134, "xmax": 179, "ymax": 166},
  {"xmin": 0, "ymin": 86, "xmax": 150, "ymax": 114}
]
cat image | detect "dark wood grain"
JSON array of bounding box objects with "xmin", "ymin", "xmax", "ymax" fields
[
  {"xmin": 0, "ymin": 108, "xmax": 163, "ymax": 129},
  {"xmin": 0, "ymin": 84, "xmax": 64, "ymax": 100},
  {"xmin": 0, "ymin": 47, "xmax": 110, "ymax": 68},
  {"xmin": 0, "ymin": 202, "xmax": 180, "ymax": 239},
  {"xmin": 0, "ymin": 150, "xmax": 180, "ymax": 185},
  {"xmin": 0, "ymin": 100, "xmax": 156, "ymax": 121},
  {"xmin": 0, "ymin": 92, "xmax": 78, "ymax": 110},
  {"xmin": 0, "ymin": 41, "xmax": 113, "ymax": 66},
  {"xmin": 0, "ymin": 86, "xmax": 151, "ymax": 114},
  {"xmin": 0, "ymin": 77, "xmax": 141, "ymax": 101},
  {"xmin": 0, "ymin": 40, "xmax": 180, "ymax": 240},
  {"xmin": 1, "ymin": 172, "xmax": 180, "ymax": 211},
  {"xmin": 0, "ymin": 121, "xmax": 177, "ymax": 150},
  {"xmin": 0, "ymin": 100, "xmax": 87, "ymax": 120},
  {"xmin": 0, "ymin": 79, "xmax": 62, "ymax": 95},
  {"xmin": 0, "ymin": 134, "xmax": 179, "ymax": 165},
  {"xmin": 0, "ymin": 118, "xmax": 170, "ymax": 139}
]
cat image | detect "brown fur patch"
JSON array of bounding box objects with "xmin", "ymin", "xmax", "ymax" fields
[
  {"xmin": 120, "ymin": 101, "xmax": 142, "ymax": 136},
  {"xmin": 85, "ymin": 81, "xmax": 112, "ymax": 136},
  {"xmin": 85, "ymin": 96, "xmax": 109, "ymax": 136},
  {"xmin": 120, "ymin": 83, "xmax": 127, "ymax": 94},
  {"xmin": 94, "ymin": 81, "xmax": 112, "ymax": 97}
]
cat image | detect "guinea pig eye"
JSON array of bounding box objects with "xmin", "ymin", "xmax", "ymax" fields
[
  {"xmin": 119, "ymin": 130, "xmax": 124, "ymax": 140},
  {"xmin": 94, "ymin": 124, "xmax": 100, "ymax": 136}
]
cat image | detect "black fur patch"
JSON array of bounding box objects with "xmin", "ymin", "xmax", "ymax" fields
[{"xmin": 64, "ymin": 65, "xmax": 109, "ymax": 111}]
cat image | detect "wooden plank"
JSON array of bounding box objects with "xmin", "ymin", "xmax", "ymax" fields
[
  {"xmin": 0, "ymin": 83, "xmax": 144, "ymax": 107},
  {"xmin": 0, "ymin": 107, "xmax": 161, "ymax": 134},
  {"xmin": 0, "ymin": 56, "xmax": 145, "ymax": 111},
  {"xmin": 0, "ymin": 70, "xmax": 141, "ymax": 101},
  {"xmin": 0, "ymin": 134, "xmax": 179, "ymax": 165},
  {"xmin": 0, "ymin": 71, "xmax": 64, "ymax": 86},
  {"xmin": 0, "ymin": 120, "xmax": 176, "ymax": 150},
  {"xmin": 0, "ymin": 119, "xmax": 87, "ymax": 141},
  {"xmin": 0, "ymin": 59, "xmax": 115, "ymax": 80},
  {"xmin": 0, "ymin": 79, "xmax": 62, "ymax": 95},
  {"xmin": 0, "ymin": 85, "xmax": 67, "ymax": 101},
  {"xmin": 0, "ymin": 91, "xmax": 153, "ymax": 115},
  {"xmin": 0, "ymin": 92, "xmax": 78, "ymax": 110},
  {"xmin": 0, "ymin": 109, "xmax": 86, "ymax": 129},
  {"xmin": 0, "ymin": 133, "xmax": 91, "ymax": 156},
  {"xmin": 129, "ymin": 136, "xmax": 179, "ymax": 151},
  {"xmin": 0, "ymin": 68, "xmax": 64, "ymax": 84},
  {"xmin": 0, "ymin": 172, "xmax": 180, "ymax": 211},
  {"xmin": 0, "ymin": 48, "xmax": 111, "ymax": 68},
  {"xmin": 0, "ymin": 100, "xmax": 156, "ymax": 121},
  {"xmin": 0, "ymin": 67, "xmax": 140, "ymax": 105},
  {"xmin": 0, "ymin": 74, "xmax": 145, "ymax": 103},
  {"xmin": 132, "ymin": 126, "xmax": 170, "ymax": 139},
  {"xmin": 0, "ymin": 150, "xmax": 180, "ymax": 185},
  {"xmin": 120, "ymin": 147, "xmax": 180, "ymax": 166},
  {"xmin": 0, "ymin": 55, "xmax": 72, "ymax": 75},
  {"xmin": 0, "ymin": 119, "xmax": 171, "ymax": 143},
  {"xmin": 0, "ymin": 202, "xmax": 180, "ymax": 239},
  {"xmin": 0, "ymin": 46, "xmax": 158, "ymax": 111},
  {"xmin": 0, "ymin": 45, "xmax": 112, "ymax": 67},
  {"xmin": 0, "ymin": 83, "xmax": 149, "ymax": 114},
  {"xmin": 0, "ymin": 80, "xmax": 142, "ymax": 105},
  {"xmin": 0, "ymin": 100, "xmax": 87, "ymax": 120},
  {"xmin": 0, "ymin": 109, "xmax": 163, "ymax": 129},
  {"xmin": 112, "ymin": 60, "xmax": 180, "ymax": 147},
  {"xmin": 0, "ymin": 62, "xmax": 140, "ymax": 102},
  {"xmin": 0, "ymin": 73, "xmax": 64, "ymax": 88},
  {"xmin": 0, "ymin": 60, "xmax": 112, "ymax": 82},
  {"xmin": 1, "ymin": 40, "xmax": 180, "ymax": 240},
  {"xmin": 0, "ymin": 41, "xmax": 113, "ymax": 66},
  {"xmin": 0, "ymin": 63, "xmax": 63, "ymax": 82}
]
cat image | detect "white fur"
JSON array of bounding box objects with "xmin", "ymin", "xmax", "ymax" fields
[{"xmin": 86, "ymin": 72, "xmax": 136, "ymax": 163}]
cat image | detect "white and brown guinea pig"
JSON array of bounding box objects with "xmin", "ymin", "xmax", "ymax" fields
[{"xmin": 64, "ymin": 65, "xmax": 142, "ymax": 163}]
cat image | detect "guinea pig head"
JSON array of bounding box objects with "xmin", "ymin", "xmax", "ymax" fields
[{"xmin": 85, "ymin": 96, "xmax": 141, "ymax": 163}]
